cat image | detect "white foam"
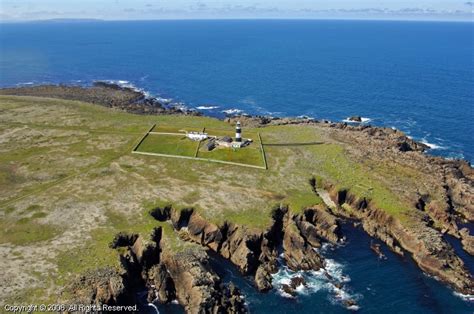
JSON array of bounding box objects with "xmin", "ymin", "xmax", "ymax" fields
[
  {"xmin": 17, "ymin": 82, "xmax": 34, "ymax": 85},
  {"xmin": 271, "ymin": 250, "xmax": 360, "ymax": 310},
  {"xmin": 196, "ymin": 105, "xmax": 219, "ymax": 110},
  {"xmin": 454, "ymin": 291, "xmax": 474, "ymax": 302},
  {"xmin": 342, "ymin": 117, "xmax": 372, "ymax": 124},
  {"xmin": 279, "ymin": 291, "xmax": 295, "ymax": 299},
  {"xmin": 222, "ymin": 108, "xmax": 244, "ymax": 115},
  {"xmin": 147, "ymin": 303, "xmax": 159, "ymax": 314},
  {"xmin": 420, "ymin": 139, "xmax": 445, "ymax": 150},
  {"xmin": 172, "ymin": 102, "xmax": 191, "ymax": 112},
  {"xmin": 297, "ymin": 115, "xmax": 315, "ymax": 120},
  {"xmin": 98, "ymin": 79, "xmax": 147, "ymax": 95},
  {"xmin": 155, "ymin": 97, "xmax": 173, "ymax": 104},
  {"xmin": 348, "ymin": 305, "xmax": 360, "ymax": 311}
]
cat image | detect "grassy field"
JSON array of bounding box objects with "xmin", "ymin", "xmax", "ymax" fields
[
  {"xmin": 135, "ymin": 124, "xmax": 266, "ymax": 168},
  {"xmin": 197, "ymin": 141, "xmax": 264, "ymax": 167},
  {"xmin": 151, "ymin": 124, "xmax": 204, "ymax": 134},
  {"xmin": 0, "ymin": 95, "xmax": 429, "ymax": 304},
  {"xmin": 137, "ymin": 133, "xmax": 199, "ymax": 157}
]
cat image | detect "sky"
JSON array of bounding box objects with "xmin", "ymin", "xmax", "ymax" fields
[{"xmin": 0, "ymin": 0, "xmax": 473, "ymax": 22}]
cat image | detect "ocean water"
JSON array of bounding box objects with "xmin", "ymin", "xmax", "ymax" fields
[
  {"xmin": 0, "ymin": 20, "xmax": 473, "ymax": 313},
  {"xmin": 0, "ymin": 20, "xmax": 473, "ymax": 161},
  {"xmin": 206, "ymin": 222, "xmax": 474, "ymax": 314}
]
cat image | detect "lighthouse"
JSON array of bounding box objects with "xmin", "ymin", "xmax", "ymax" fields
[{"xmin": 235, "ymin": 121, "xmax": 242, "ymax": 142}]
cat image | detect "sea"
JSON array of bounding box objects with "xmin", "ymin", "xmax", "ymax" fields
[{"xmin": 0, "ymin": 19, "xmax": 473, "ymax": 313}]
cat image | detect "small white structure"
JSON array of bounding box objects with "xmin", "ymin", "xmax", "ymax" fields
[{"xmin": 186, "ymin": 131, "xmax": 208, "ymax": 141}]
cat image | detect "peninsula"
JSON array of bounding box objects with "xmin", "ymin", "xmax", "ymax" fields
[{"xmin": 0, "ymin": 84, "xmax": 472, "ymax": 313}]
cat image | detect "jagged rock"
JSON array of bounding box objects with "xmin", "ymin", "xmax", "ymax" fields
[
  {"xmin": 186, "ymin": 211, "xmax": 223, "ymax": 251},
  {"xmin": 149, "ymin": 206, "xmax": 288, "ymax": 292},
  {"xmin": 348, "ymin": 116, "xmax": 362, "ymax": 122},
  {"xmin": 327, "ymin": 185, "xmax": 474, "ymax": 295},
  {"xmin": 283, "ymin": 218, "xmax": 323, "ymax": 271},
  {"xmin": 278, "ymin": 276, "xmax": 307, "ymax": 297},
  {"xmin": 171, "ymin": 208, "xmax": 194, "ymax": 230},
  {"xmin": 161, "ymin": 249, "xmax": 247, "ymax": 314},
  {"xmin": 294, "ymin": 219, "xmax": 321, "ymax": 248},
  {"xmin": 290, "ymin": 276, "xmax": 306, "ymax": 289},
  {"xmin": 255, "ymin": 264, "xmax": 273, "ymax": 292},
  {"xmin": 63, "ymin": 267, "xmax": 129, "ymax": 307},
  {"xmin": 460, "ymin": 228, "xmax": 474, "ymax": 256},
  {"xmin": 147, "ymin": 264, "xmax": 176, "ymax": 303},
  {"xmin": 281, "ymin": 284, "xmax": 297, "ymax": 297},
  {"xmin": 426, "ymin": 200, "xmax": 458, "ymax": 236},
  {"xmin": 225, "ymin": 115, "xmax": 317, "ymax": 128},
  {"xmin": 398, "ymin": 141, "xmax": 413, "ymax": 152},
  {"xmin": 219, "ymin": 224, "xmax": 262, "ymax": 275},
  {"xmin": 303, "ymin": 206, "xmax": 342, "ymax": 243}
]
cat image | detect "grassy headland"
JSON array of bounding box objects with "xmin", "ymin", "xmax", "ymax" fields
[{"xmin": 0, "ymin": 94, "xmax": 471, "ymax": 304}]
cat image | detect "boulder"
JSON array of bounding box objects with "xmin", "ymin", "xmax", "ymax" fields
[{"xmin": 348, "ymin": 116, "xmax": 362, "ymax": 122}]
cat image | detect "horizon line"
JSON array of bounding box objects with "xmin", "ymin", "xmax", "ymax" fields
[{"xmin": 1, "ymin": 17, "xmax": 473, "ymax": 24}]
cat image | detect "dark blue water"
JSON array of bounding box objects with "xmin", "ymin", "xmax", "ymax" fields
[
  {"xmin": 205, "ymin": 222, "xmax": 473, "ymax": 314},
  {"xmin": 150, "ymin": 224, "xmax": 474, "ymax": 313},
  {"xmin": 0, "ymin": 20, "xmax": 473, "ymax": 312},
  {"xmin": 0, "ymin": 20, "xmax": 473, "ymax": 161}
]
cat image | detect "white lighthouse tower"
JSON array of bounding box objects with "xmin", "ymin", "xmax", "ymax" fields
[{"xmin": 235, "ymin": 121, "xmax": 242, "ymax": 142}]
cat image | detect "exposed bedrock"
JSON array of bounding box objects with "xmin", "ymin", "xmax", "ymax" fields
[
  {"xmin": 157, "ymin": 203, "xmax": 343, "ymax": 292},
  {"xmin": 324, "ymin": 185, "xmax": 474, "ymax": 295},
  {"xmin": 147, "ymin": 263, "xmax": 176, "ymax": 304},
  {"xmin": 164, "ymin": 206, "xmax": 283, "ymax": 291},
  {"xmin": 283, "ymin": 216, "xmax": 324, "ymax": 271},
  {"xmin": 460, "ymin": 228, "xmax": 474, "ymax": 256},
  {"xmin": 63, "ymin": 267, "xmax": 131, "ymax": 308},
  {"xmin": 0, "ymin": 83, "xmax": 200, "ymax": 115},
  {"xmin": 66, "ymin": 226, "xmax": 246, "ymax": 313},
  {"xmin": 299, "ymin": 205, "xmax": 343, "ymax": 244},
  {"xmin": 161, "ymin": 249, "xmax": 246, "ymax": 314}
]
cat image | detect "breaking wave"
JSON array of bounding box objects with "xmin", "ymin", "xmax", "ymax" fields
[
  {"xmin": 454, "ymin": 292, "xmax": 474, "ymax": 302},
  {"xmin": 95, "ymin": 79, "xmax": 152, "ymax": 98},
  {"xmin": 272, "ymin": 246, "xmax": 361, "ymax": 311},
  {"xmin": 342, "ymin": 117, "xmax": 372, "ymax": 124},
  {"xmin": 222, "ymin": 108, "xmax": 245, "ymax": 115},
  {"xmin": 420, "ymin": 139, "xmax": 446, "ymax": 150},
  {"xmin": 196, "ymin": 105, "xmax": 220, "ymax": 110}
]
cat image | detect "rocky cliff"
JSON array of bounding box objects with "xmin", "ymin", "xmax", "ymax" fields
[
  {"xmin": 64, "ymin": 226, "xmax": 247, "ymax": 313},
  {"xmin": 148, "ymin": 203, "xmax": 344, "ymax": 294},
  {"xmin": 317, "ymin": 183, "xmax": 474, "ymax": 295}
]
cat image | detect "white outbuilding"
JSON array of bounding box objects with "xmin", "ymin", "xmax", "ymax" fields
[{"xmin": 186, "ymin": 131, "xmax": 208, "ymax": 141}]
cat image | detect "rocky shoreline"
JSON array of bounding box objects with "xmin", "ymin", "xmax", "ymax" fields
[
  {"xmin": 65, "ymin": 203, "xmax": 356, "ymax": 312},
  {"xmin": 2, "ymin": 84, "xmax": 473, "ymax": 312},
  {"xmin": 0, "ymin": 82, "xmax": 199, "ymax": 116}
]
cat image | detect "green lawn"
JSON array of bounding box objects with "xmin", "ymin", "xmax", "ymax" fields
[
  {"xmin": 136, "ymin": 126, "xmax": 265, "ymax": 168},
  {"xmin": 197, "ymin": 144, "xmax": 264, "ymax": 166},
  {"xmin": 136, "ymin": 133, "xmax": 199, "ymax": 157}
]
